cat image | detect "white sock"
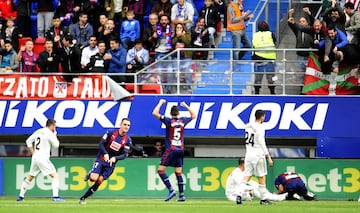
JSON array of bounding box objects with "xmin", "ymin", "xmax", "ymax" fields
[
  {"xmin": 52, "ymin": 177, "xmax": 59, "ymax": 197},
  {"xmin": 19, "ymin": 179, "xmax": 31, "ymax": 197},
  {"xmin": 258, "ymin": 184, "xmax": 267, "ymax": 200}
]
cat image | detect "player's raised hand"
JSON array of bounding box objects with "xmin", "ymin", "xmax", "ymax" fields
[
  {"xmin": 109, "ymin": 157, "xmax": 116, "ymax": 166},
  {"xmin": 180, "ymin": 101, "xmax": 188, "ymax": 108},
  {"xmin": 159, "ymin": 99, "xmax": 166, "ymax": 105},
  {"xmin": 104, "ymin": 154, "xmax": 109, "ymax": 162}
]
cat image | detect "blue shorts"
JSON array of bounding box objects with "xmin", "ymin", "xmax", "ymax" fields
[
  {"xmin": 285, "ymin": 179, "xmax": 308, "ymax": 197},
  {"xmin": 160, "ymin": 149, "xmax": 184, "ymax": 167},
  {"xmin": 90, "ymin": 159, "xmax": 115, "ymax": 180}
]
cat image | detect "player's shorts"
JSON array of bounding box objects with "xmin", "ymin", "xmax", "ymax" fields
[
  {"xmin": 90, "ymin": 159, "xmax": 115, "ymax": 180},
  {"xmin": 285, "ymin": 179, "xmax": 308, "ymax": 197},
  {"xmin": 29, "ymin": 156, "xmax": 56, "ymax": 176},
  {"xmin": 244, "ymin": 155, "xmax": 267, "ymax": 177},
  {"xmin": 160, "ymin": 149, "xmax": 184, "ymax": 167}
]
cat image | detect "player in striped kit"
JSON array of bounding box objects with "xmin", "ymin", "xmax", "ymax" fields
[
  {"xmin": 238, "ymin": 109, "xmax": 273, "ymax": 205},
  {"xmin": 79, "ymin": 118, "xmax": 132, "ymax": 204},
  {"xmin": 17, "ymin": 118, "xmax": 64, "ymax": 202},
  {"xmin": 152, "ymin": 99, "xmax": 196, "ymax": 202},
  {"xmin": 275, "ymin": 172, "xmax": 317, "ymax": 200}
]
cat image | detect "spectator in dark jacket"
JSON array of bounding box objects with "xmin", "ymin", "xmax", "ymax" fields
[
  {"xmin": 107, "ymin": 37, "xmax": 127, "ymax": 84},
  {"xmin": 37, "ymin": 40, "xmax": 60, "ymax": 73},
  {"xmin": 16, "ymin": 0, "xmax": 32, "ymax": 38},
  {"xmin": 190, "ymin": 17, "xmax": 210, "ymax": 60},
  {"xmin": 46, "ymin": 15, "xmax": 70, "ymax": 48},
  {"xmin": 151, "ymin": 0, "xmax": 173, "ymax": 17},
  {"xmin": 86, "ymin": 40, "xmax": 111, "ymax": 73},
  {"xmin": 58, "ymin": 34, "xmax": 82, "ymax": 82},
  {"xmin": 322, "ymin": 0, "xmax": 346, "ymax": 33},
  {"xmin": 199, "ymin": 0, "xmax": 221, "ymax": 48},
  {"xmin": 142, "ymin": 13, "xmax": 159, "ymax": 54},
  {"xmin": 1, "ymin": 18, "xmax": 19, "ymax": 51},
  {"xmin": 97, "ymin": 19, "xmax": 120, "ymax": 50}
]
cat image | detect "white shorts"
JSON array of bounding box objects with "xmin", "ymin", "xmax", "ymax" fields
[
  {"xmin": 29, "ymin": 156, "xmax": 56, "ymax": 176},
  {"xmin": 244, "ymin": 155, "xmax": 267, "ymax": 177}
]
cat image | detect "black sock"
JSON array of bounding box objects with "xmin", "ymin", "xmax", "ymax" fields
[{"xmin": 81, "ymin": 182, "xmax": 100, "ymax": 200}]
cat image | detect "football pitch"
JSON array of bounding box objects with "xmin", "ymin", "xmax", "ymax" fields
[{"xmin": 0, "ymin": 197, "xmax": 359, "ymax": 213}]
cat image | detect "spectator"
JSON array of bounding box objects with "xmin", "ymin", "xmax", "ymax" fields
[
  {"xmin": 124, "ymin": 0, "xmax": 146, "ymax": 35},
  {"xmin": 16, "ymin": 0, "xmax": 32, "ymax": 38},
  {"xmin": 16, "ymin": 40, "xmax": 39, "ymax": 72},
  {"xmin": 107, "ymin": 37, "xmax": 127, "ymax": 84},
  {"xmin": 318, "ymin": 24, "xmax": 348, "ymax": 74},
  {"xmin": 171, "ymin": 0, "xmax": 195, "ymax": 31},
  {"xmin": 73, "ymin": 0, "xmax": 105, "ymax": 30},
  {"xmin": 37, "ymin": 0, "xmax": 56, "ymax": 38},
  {"xmin": 46, "ymin": 15, "xmax": 70, "ymax": 48},
  {"xmin": 0, "ymin": 40, "xmax": 18, "ymax": 72},
  {"xmin": 81, "ymin": 35, "xmax": 99, "ymax": 69},
  {"xmin": 86, "ymin": 40, "xmax": 111, "ymax": 73},
  {"xmin": 1, "ymin": 17, "xmax": 19, "ymax": 51},
  {"xmin": 252, "ymin": 21, "xmax": 276, "ymax": 95},
  {"xmin": 126, "ymin": 39, "xmax": 149, "ymax": 83},
  {"xmin": 190, "ymin": 17, "xmax": 210, "ymax": 60},
  {"xmin": 37, "ymin": 40, "xmax": 60, "ymax": 73},
  {"xmin": 148, "ymin": 139, "xmax": 164, "ymax": 157},
  {"xmin": 96, "ymin": 13, "xmax": 109, "ymax": 38},
  {"xmin": 0, "ymin": 0, "xmax": 17, "ymax": 23},
  {"xmin": 287, "ymin": 8, "xmax": 313, "ymax": 70},
  {"xmin": 153, "ymin": 14, "xmax": 173, "ymax": 93},
  {"xmin": 199, "ymin": 0, "xmax": 221, "ymax": 48},
  {"xmin": 98, "ymin": 19, "xmax": 120, "ymax": 50},
  {"xmin": 322, "ymin": 0, "xmax": 346, "ymax": 33},
  {"xmin": 70, "ymin": 12, "xmax": 94, "ymax": 50},
  {"xmin": 227, "ymin": 0, "xmax": 253, "ymax": 60},
  {"xmin": 151, "ymin": 0, "xmax": 173, "ymax": 17},
  {"xmin": 333, "ymin": 44, "xmax": 360, "ymax": 69},
  {"xmin": 58, "ymin": 34, "xmax": 82, "ymax": 82},
  {"xmin": 105, "ymin": 0, "xmax": 125, "ymax": 28},
  {"xmin": 173, "ymin": 23, "xmax": 192, "ymax": 92},
  {"xmin": 275, "ymin": 172, "xmax": 317, "ymax": 201},
  {"xmin": 120, "ymin": 9, "xmax": 140, "ymax": 50},
  {"xmin": 143, "ymin": 13, "xmax": 159, "ymax": 54},
  {"xmin": 214, "ymin": 0, "xmax": 227, "ymax": 28},
  {"xmin": 344, "ymin": 1, "xmax": 360, "ymax": 47},
  {"xmin": 297, "ymin": 18, "xmax": 328, "ymax": 48}
]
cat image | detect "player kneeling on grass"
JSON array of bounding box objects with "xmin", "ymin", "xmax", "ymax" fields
[
  {"xmin": 275, "ymin": 172, "xmax": 317, "ymax": 201},
  {"xmin": 152, "ymin": 99, "xmax": 196, "ymax": 202},
  {"xmin": 79, "ymin": 118, "xmax": 132, "ymax": 204},
  {"xmin": 226, "ymin": 158, "xmax": 287, "ymax": 203},
  {"xmin": 17, "ymin": 118, "xmax": 65, "ymax": 202}
]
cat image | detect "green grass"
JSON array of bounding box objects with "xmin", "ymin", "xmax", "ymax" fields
[{"xmin": 0, "ymin": 197, "xmax": 359, "ymax": 213}]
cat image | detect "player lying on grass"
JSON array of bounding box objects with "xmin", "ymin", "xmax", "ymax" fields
[
  {"xmin": 79, "ymin": 118, "xmax": 132, "ymax": 204},
  {"xmin": 226, "ymin": 158, "xmax": 288, "ymax": 203},
  {"xmin": 17, "ymin": 118, "xmax": 65, "ymax": 202},
  {"xmin": 275, "ymin": 172, "xmax": 318, "ymax": 201}
]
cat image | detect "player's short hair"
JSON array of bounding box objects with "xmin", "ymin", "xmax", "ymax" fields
[
  {"xmin": 46, "ymin": 118, "xmax": 56, "ymax": 127},
  {"xmin": 238, "ymin": 157, "xmax": 245, "ymax": 165},
  {"xmin": 255, "ymin": 109, "xmax": 265, "ymax": 120},
  {"xmin": 121, "ymin": 118, "xmax": 131, "ymax": 124},
  {"xmin": 170, "ymin": 105, "xmax": 179, "ymax": 116}
]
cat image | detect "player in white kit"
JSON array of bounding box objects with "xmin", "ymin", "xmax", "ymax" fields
[
  {"xmin": 17, "ymin": 118, "xmax": 65, "ymax": 202},
  {"xmin": 238, "ymin": 109, "xmax": 273, "ymax": 205},
  {"xmin": 225, "ymin": 158, "xmax": 287, "ymax": 202}
]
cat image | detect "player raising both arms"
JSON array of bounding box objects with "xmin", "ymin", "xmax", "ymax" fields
[
  {"xmin": 238, "ymin": 109, "xmax": 273, "ymax": 205},
  {"xmin": 152, "ymin": 99, "xmax": 196, "ymax": 202},
  {"xmin": 79, "ymin": 118, "xmax": 132, "ymax": 204},
  {"xmin": 17, "ymin": 118, "xmax": 65, "ymax": 202}
]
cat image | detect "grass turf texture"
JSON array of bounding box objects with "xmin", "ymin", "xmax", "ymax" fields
[{"xmin": 0, "ymin": 197, "xmax": 359, "ymax": 213}]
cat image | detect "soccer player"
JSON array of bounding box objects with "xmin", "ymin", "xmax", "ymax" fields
[
  {"xmin": 17, "ymin": 118, "xmax": 64, "ymax": 202},
  {"xmin": 152, "ymin": 99, "xmax": 196, "ymax": 202},
  {"xmin": 226, "ymin": 158, "xmax": 287, "ymax": 202},
  {"xmin": 238, "ymin": 109, "xmax": 273, "ymax": 205},
  {"xmin": 79, "ymin": 118, "xmax": 132, "ymax": 204},
  {"xmin": 275, "ymin": 172, "xmax": 317, "ymax": 201}
]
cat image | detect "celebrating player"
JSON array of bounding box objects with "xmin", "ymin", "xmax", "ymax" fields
[
  {"xmin": 275, "ymin": 172, "xmax": 318, "ymax": 200},
  {"xmin": 226, "ymin": 158, "xmax": 287, "ymax": 202},
  {"xmin": 79, "ymin": 118, "xmax": 132, "ymax": 204},
  {"xmin": 238, "ymin": 109, "xmax": 273, "ymax": 205},
  {"xmin": 152, "ymin": 99, "xmax": 196, "ymax": 202},
  {"xmin": 17, "ymin": 118, "xmax": 65, "ymax": 202}
]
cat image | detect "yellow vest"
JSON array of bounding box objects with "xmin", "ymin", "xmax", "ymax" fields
[
  {"xmin": 227, "ymin": 2, "xmax": 245, "ymax": 31},
  {"xmin": 252, "ymin": 31, "xmax": 276, "ymax": 59}
]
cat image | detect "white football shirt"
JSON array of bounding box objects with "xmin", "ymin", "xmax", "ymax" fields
[
  {"xmin": 26, "ymin": 127, "xmax": 59, "ymax": 159},
  {"xmin": 244, "ymin": 122, "xmax": 269, "ymax": 157}
]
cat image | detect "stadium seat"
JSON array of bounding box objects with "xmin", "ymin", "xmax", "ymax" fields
[
  {"xmin": 18, "ymin": 37, "xmax": 33, "ymax": 48},
  {"xmin": 34, "ymin": 37, "xmax": 46, "ymax": 55}
]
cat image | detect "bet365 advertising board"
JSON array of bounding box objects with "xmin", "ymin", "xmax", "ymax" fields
[{"xmin": 1, "ymin": 158, "xmax": 359, "ymax": 199}]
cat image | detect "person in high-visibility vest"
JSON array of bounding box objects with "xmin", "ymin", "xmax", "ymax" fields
[
  {"xmin": 252, "ymin": 21, "xmax": 277, "ymax": 95},
  {"xmin": 227, "ymin": 0, "xmax": 253, "ymax": 60}
]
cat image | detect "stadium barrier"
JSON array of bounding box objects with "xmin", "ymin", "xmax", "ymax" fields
[
  {"xmin": 2, "ymin": 158, "xmax": 359, "ymax": 200},
  {"xmin": 0, "ymin": 158, "xmax": 3, "ymax": 196}
]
